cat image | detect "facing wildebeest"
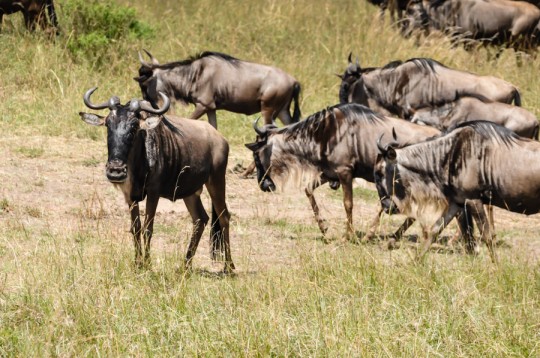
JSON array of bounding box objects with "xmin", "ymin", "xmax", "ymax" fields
[
  {"xmin": 135, "ymin": 50, "xmax": 301, "ymax": 129},
  {"xmin": 339, "ymin": 57, "xmax": 521, "ymax": 119},
  {"xmin": 79, "ymin": 88, "xmax": 234, "ymax": 272},
  {"xmin": 411, "ymin": 95, "xmax": 539, "ymax": 139},
  {"xmin": 404, "ymin": 0, "xmax": 540, "ymax": 52},
  {"xmin": 245, "ymin": 103, "xmax": 441, "ymax": 240},
  {"xmin": 375, "ymin": 121, "xmax": 540, "ymax": 261},
  {"xmin": 0, "ymin": 0, "xmax": 58, "ymax": 32}
]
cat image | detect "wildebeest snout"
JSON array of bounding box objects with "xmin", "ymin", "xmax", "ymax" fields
[
  {"xmin": 260, "ymin": 177, "xmax": 276, "ymax": 192},
  {"xmin": 106, "ymin": 160, "xmax": 128, "ymax": 183}
]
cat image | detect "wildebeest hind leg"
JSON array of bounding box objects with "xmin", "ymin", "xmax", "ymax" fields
[
  {"xmin": 205, "ymin": 175, "xmax": 235, "ymax": 273},
  {"xmin": 183, "ymin": 194, "xmax": 210, "ymax": 271}
]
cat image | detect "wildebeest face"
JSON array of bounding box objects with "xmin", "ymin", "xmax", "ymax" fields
[
  {"xmin": 80, "ymin": 87, "xmax": 171, "ymax": 184},
  {"xmin": 80, "ymin": 103, "xmax": 141, "ymax": 183},
  {"xmin": 338, "ymin": 54, "xmax": 362, "ymax": 104},
  {"xmin": 103, "ymin": 106, "xmax": 141, "ymax": 183},
  {"xmin": 245, "ymin": 137, "xmax": 276, "ymax": 192},
  {"xmin": 374, "ymin": 154, "xmax": 400, "ymax": 215},
  {"xmin": 135, "ymin": 66, "xmax": 160, "ymax": 107}
]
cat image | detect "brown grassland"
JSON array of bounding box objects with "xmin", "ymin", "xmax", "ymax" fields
[{"xmin": 0, "ymin": 0, "xmax": 539, "ymax": 356}]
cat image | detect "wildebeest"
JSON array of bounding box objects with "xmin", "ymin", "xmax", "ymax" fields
[
  {"xmin": 411, "ymin": 95, "xmax": 539, "ymax": 139},
  {"xmin": 375, "ymin": 120, "xmax": 540, "ymax": 261},
  {"xmin": 79, "ymin": 88, "xmax": 234, "ymax": 272},
  {"xmin": 338, "ymin": 57, "xmax": 521, "ymax": 119},
  {"xmin": 404, "ymin": 0, "xmax": 540, "ymax": 52},
  {"xmin": 135, "ymin": 50, "xmax": 301, "ymax": 129},
  {"xmin": 245, "ymin": 103, "xmax": 443, "ymax": 240},
  {"xmin": 0, "ymin": 0, "xmax": 58, "ymax": 32}
]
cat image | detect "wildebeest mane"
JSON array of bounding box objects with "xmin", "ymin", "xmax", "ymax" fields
[
  {"xmin": 382, "ymin": 60, "xmax": 403, "ymax": 70},
  {"xmin": 404, "ymin": 58, "xmax": 445, "ymax": 74},
  {"xmin": 279, "ymin": 103, "xmax": 385, "ymax": 141},
  {"xmin": 448, "ymin": 120, "xmax": 520, "ymax": 147},
  {"xmin": 158, "ymin": 51, "xmax": 241, "ymax": 69}
]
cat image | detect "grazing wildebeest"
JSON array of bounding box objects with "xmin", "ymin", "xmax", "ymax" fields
[
  {"xmin": 338, "ymin": 57, "xmax": 521, "ymax": 118},
  {"xmin": 0, "ymin": 0, "xmax": 58, "ymax": 32},
  {"xmin": 245, "ymin": 103, "xmax": 444, "ymax": 240},
  {"xmin": 79, "ymin": 88, "xmax": 234, "ymax": 272},
  {"xmin": 411, "ymin": 95, "xmax": 539, "ymax": 139},
  {"xmin": 375, "ymin": 120, "xmax": 540, "ymax": 261},
  {"xmin": 134, "ymin": 50, "xmax": 301, "ymax": 129},
  {"xmin": 404, "ymin": 0, "xmax": 540, "ymax": 52}
]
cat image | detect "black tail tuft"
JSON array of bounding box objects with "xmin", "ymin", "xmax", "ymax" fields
[
  {"xmin": 513, "ymin": 89, "xmax": 521, "ymax": 107},
  {"xmin": 291, "ymin": 82, "xmax": 302, "ymax": 122},
  {"xmin": 210, "ymin": 204, "xmax": 224, "ymax": 261}
]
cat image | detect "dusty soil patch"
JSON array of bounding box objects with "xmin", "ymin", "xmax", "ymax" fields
[{"xmin": 1, "ymin": 134, "xmax": 539, "ymax": 274}]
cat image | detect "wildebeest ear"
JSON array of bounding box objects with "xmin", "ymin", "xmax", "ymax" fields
[
  {"xmin": 140, "ymin": 116, "xmax": 162, "ymax": 130},
  {"xmin": 245, "ymin": 141, "xmax": 262, "ymax": 152},
  {"xmin": 79, "ymin": 112, "xmax": 105, "ymax": 126}
]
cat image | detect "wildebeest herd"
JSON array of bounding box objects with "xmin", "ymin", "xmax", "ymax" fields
[
  {"xmin": 369, "ymin": 0, "xmax": 540, "ymax": 54},
  {"xmin": 76, "ymin": 41, "xmax": 540, "ymax": 271}
]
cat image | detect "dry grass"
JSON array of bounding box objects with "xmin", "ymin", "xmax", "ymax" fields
[{"xmin": 0, "ymin": 0, "xmax": 539, "ymax": 356}]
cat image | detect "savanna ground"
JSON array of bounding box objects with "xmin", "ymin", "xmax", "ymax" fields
[{"xmin": 0, "ymin": 0, "xmax": 539, "ymax": 356}]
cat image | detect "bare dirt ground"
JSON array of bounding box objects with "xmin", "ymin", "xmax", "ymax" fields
[{"xmin": 1, "ymin": 134, "xmax": 540, "ymax": 273}]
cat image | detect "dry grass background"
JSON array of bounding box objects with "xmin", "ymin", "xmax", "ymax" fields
[{"xmin": 0, "ymin": 0, "xmax": 539, "ymax": 356}]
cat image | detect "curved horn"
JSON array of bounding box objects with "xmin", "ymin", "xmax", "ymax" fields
[
  {"xmin": 253, "ymin": 117, "xmax": 266, "ymax": 136},
  {"xmin": 377, "ymin": 133, "xmax": 386, "ymax": 153},
  {"xmin": 347, "ymin": 52, "xmax": 352, "ymax": 64},
  {"xmin": 143, "ymin": 49, "xmax": 159, "ymax": 65},
  {"xmin": 139, "ymin": 92, "xmax": 170, "ymax": 115},
  {"xmin": 83, "ymin": 87, "xmax": 109, "ymax": 110},
  {"xmin": 138, "ymin": 49, "xmax": 158, "ymax": 68},
  {"xmin": 356, "ymin": 56, "xmax": 360, "ymax": 68}
]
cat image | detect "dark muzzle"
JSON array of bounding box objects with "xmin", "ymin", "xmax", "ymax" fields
[
  {"xmin": 106, "ymin": 160, "xmax": 128, "ymax": 183},
  {"xmin": 381, "ymin": 197, "xmax": 400, "ymax": 215},
  {"xmin": 260, "ymin": 177, "xmax": 276, "ymax": 192}
]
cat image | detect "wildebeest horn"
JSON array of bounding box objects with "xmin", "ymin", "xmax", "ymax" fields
[
  {"xmin": 377, "ymin": 134, "xmax": 386, "ymax": 153},
  {"xmin": 138, "ymin": 49, "xmax": 159, "ymax": 68},
  {"xmin": 83, "ymin": 87, "xmax": 109, "ymax": 110},
  {"xmin": 143, "ymin": 49, "xmax": 159, "ymax": 65},
  {"xmin": 356, "ymin": 56, "xmax": 360, "ymax": 68},
  {"xmin": 347, "ymin": 52, "xmax": 352, "ymax": 64},
  {"xmin": 253, "ymin": 117, "xmax": 266, "ymax": 136},
  {"xmin": 139, "ymin": 92, "xmax": 170, "ymax": 115}
]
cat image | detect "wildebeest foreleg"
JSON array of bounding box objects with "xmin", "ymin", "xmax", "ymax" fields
[
  {"xmin": 183, "ymin": 194, "xmax": 209, "ymax": 271},
  {"xmin": 129, "ymin": 201, "xmax": 144, "ymax": 267},
  {"xmin": 417, "ymin": 203, "xmax": 461, "ymax": 261},
  {"xmin": 338, "ymin": 172, "xmax": 355, "ymax": 240},
  {"xmin": 305, "ymin": 184, "xmax": 328, "ymax": 235},
  {"xmin": 141, "ymin": 194, "xmax": 160, "ymax": 266}
]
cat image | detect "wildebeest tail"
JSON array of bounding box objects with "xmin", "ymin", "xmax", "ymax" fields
[
  {"xmin": 513, "ymin": 89, "xmax": 521, "ymax": 107},
  {"xmin": 210, "ymin": 204, "xmax": 224, "ymax": 260},
  {"xmin": 291, "ymin": 82, "xmax": 302, "ymax": 122},
  {"xmin": 46, "ymin": 0, "xmax": 59, "ymax": 30}
]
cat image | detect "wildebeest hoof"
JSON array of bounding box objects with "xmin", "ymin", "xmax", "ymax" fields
[
  {"xmin": 329, "ymin": 181, "xmax": 340, "ymax": 190},
  {"xmin": 387, "ymin": 238, "xmax": 398, "ymax": 250}
]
